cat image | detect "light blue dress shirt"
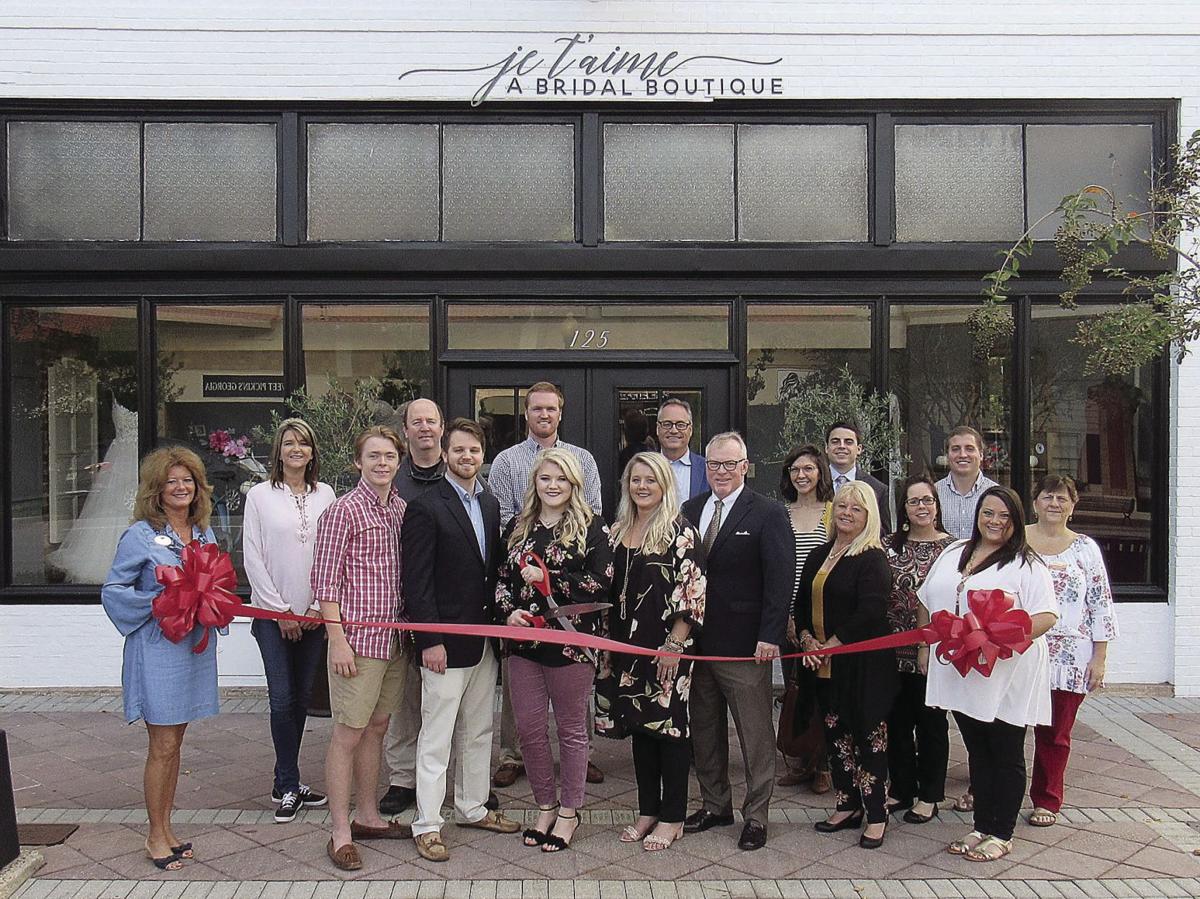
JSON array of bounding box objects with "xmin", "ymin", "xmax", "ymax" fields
[
  {"xmin": 668, "ymin": 453, "xmax": 692, "ymax": 505},
  {"xmin": 448, "ymin": 475, "xmax": 488, "ymax": 558}
]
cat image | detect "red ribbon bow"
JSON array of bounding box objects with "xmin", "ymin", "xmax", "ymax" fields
[
  {"xmin": 920, "ymin": 588, "xmax": 1033, "ymax": 678},
  {"xmin": 152, "ymin": 541, "xmax": 240, "ymax": 654}
]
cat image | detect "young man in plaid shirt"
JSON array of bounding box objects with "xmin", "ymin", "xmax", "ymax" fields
[{"xmin": 312, "ymin": 425, "xmax": 412, "ymax": 871}]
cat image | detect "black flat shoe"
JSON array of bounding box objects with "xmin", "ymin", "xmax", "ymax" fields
[
  {"xmin": 860, "ymin": 824, "xmax": 887, "ymax": 849},
  {"xmin": 814, "ymin": 811, "xmax": 864, "ymax": 833},
  {"xmin": 683, "ymin": 809, "xmax": 735, "ymax": 834},
  {"xmin": 886, "ymin": 798, "xmax": 913, "ymax": 815},
  {"xmin": 903, "ymin": 803, "xmax": 939, "ymax": 824}
]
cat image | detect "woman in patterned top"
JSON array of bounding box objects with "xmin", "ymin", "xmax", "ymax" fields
[
  {"xmin": 779, "ymin": 445, "xmax": 835, "ymax": 794},
  {"xmin": 1024, "ymin": 474, "xmax": 1118, "ymax": 828},
  {"xmin": 596, "ymin": 451, "xmax": 705, "ymax": 852},
  {"xmin": 883, "ymin": 475, "xmax": 955, "ymax": 824},
  {"xmin": 495, "ymin": 448, "xmax": 613, "ymax": 853}
]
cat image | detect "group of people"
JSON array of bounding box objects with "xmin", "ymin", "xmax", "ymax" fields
[{"xmin": 100, "ymin": 383, "xmax": 1118, "ymax": 874}]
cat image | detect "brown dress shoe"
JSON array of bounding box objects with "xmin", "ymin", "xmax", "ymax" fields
[
  {"xmin": 414, "ymin": 832, "xmax": 449, "ymax": 862},
  {"xmin": 492, "ymin": 761, "xmax": 524, "ymax": 788},
  {"xmin": 586, "ymin": 761, "xmax": 605, "ymax": 784},
  {"xmin": 811, "ymin": 769, "xmax": 833, "ymax": 795},
  {"xmin": 350, "ymin": 820, "xmax": 413, "ymax": 840},
  {"xmin": 327, "ymin": 839, "xmax": 362, "ymax": 871}
]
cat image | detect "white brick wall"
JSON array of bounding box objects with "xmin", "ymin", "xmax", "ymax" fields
[{"xmin": 0, "ymin": 1, "xmax": 1196, "ymax": 688}]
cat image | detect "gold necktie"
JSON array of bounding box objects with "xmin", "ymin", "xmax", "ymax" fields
[{"xmin": 703, "ymin": 498, "xmax": 724, "ymax": 553}]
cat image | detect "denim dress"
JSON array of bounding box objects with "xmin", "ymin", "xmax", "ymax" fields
[{"xmin": 101, "ymin": 520, "xmax": 222, "ymax": 725}]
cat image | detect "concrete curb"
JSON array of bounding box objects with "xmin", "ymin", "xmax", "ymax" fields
[{"xmin": 0, "ymin": 849, "xmax": 44, "ymax": 899}]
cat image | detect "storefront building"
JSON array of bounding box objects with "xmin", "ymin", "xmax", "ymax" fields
[{"xmin": 0, "ymin": 3, "xmax": 1196, "ymax": 690}]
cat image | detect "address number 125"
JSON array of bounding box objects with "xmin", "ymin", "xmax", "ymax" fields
[{"xmin": 569, "ymin": 328, "xmax": 611, "ymax": 348}]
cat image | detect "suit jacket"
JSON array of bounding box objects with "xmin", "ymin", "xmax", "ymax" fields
[
  {"xmin": 833, "ymin": 469, "xmax": 893, "ymax": 536},
  {"xmin": 682, "ymin": 488, "xmax": 794, "ymax": 657},
  {"xmin": 401, "ymin": 478, "xmax": 501, "ymax": 668},
  {"xmin": 685, "ymin": 451, "xmax": 708, "ymax": 499}
]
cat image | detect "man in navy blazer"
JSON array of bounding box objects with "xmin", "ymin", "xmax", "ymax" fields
[
  {"xmin": 656, "ymin": 397, "xmax": 708, "ymax": 504},
  {"xmin": 681, "ymin": 431, "xmax": 794, "ymax": 851},
  {"xmin": 826, "ymin": 420, "xmax": 892, "ymax": 535},
  {"xmin": 402, "ymin": 418, "xmax": 520, "ymax": 862}
]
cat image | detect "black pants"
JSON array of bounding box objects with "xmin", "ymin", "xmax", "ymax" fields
[
  {"xmin": 953, "ymin": 712, "xmax": 1027, "ymax": 841},
  {"xmin": 887, "ymin": 671, "xmax": 949, "ymax": 804},
  {"xmin": 631, "ymin": 731, "xmax": 691, "ymax": 823},
  {"xmin": 817, "ymin": 681, "xmax": 891, "ymax": 825}
]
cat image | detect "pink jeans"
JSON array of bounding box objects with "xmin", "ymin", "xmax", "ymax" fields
[{"xmin": 507, "ymin": 654, "xmax": 594, "ymax": 808}]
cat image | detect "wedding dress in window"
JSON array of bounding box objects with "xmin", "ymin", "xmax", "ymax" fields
[{"xmin": 48, "ymin": 399, "xmax": 139, "ymax": 584}]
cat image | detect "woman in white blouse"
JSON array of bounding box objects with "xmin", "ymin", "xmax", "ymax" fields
[
  {"xmin": 1024, "ymin": 475, "xmax": 1118, "ymax": 828},
  {"xmin": 917, "ymin": 485, "xmax": 1058, "ymax": 863},
  {"xmin": 243, "ymin": 418, "xmax": 337, "ymax": 823}
]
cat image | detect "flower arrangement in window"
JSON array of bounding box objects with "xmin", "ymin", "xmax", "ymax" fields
[{"xmin": 207, "ymin": 428, "xmax": 253, "ymax": 460}]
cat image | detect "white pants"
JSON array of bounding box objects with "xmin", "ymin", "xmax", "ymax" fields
[{"xmin": 412, "ymin": 643, "xmax": 498, "ymax": 837}]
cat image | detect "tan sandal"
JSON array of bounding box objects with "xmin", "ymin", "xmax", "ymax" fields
[
  {"xmin": 953, "ymin": 791, "xmax": 974, "ymax": 812},
  {"xmin": 643, "ymin": 823, "xmax": 682, "ymax": 852},
  {"xmin": 965, "ymin": 835, "xmax": 1012, "ymax": 862},
  {"xmin": 620, "ymin": 816, "xmax": 657, "ymax": 843},
  {"xmin": 1028, "ymin": 807, "xmax": 1057, "ymax": 827},
  {"xmin": 948, "ymin": 830, "xmax": 986, "ymax": 855}
]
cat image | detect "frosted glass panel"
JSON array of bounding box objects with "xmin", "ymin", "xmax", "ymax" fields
[
  {"xmin": 306, "ymin": 123, "xmax": 439, "ymax": 241},
  {"xmin": 604, "ymin": 124, "xmax": 734, "ymax": 241},
  {"xmin": 7, "ymin": 121, "xmax": 141, "ymax": 241},
  {"xmin": 144, "ymin": 123, "xmax": 277, "ymax": 241},
  {"xmin": 442, "ymin": 124, "xmax": 574, "ymax": 241},
  {"xmin": 737, "ymin": 124, "xmax": 868, "ymax": 242},
  {"xmin": 1026, "ymin": 124, "xmax": 1153, "ymax": 239},
  {"xmin": 895, "ymin": 124, "xmax": 1024, "ymax": 241}
]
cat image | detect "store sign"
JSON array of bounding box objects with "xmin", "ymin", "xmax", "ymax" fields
[
  {"xmin": 398, "ymin": 32, "xmax": 784, "ymax": 106},
  {"xmin": 202, "ymin": 375, "xmax": 285, "ymax": 398}
]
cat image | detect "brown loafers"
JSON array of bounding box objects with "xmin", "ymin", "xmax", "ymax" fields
[
  {"xmin": 492, "ymin": 761, "xmax": 523, "ymax": 788},
  {"xmin": 457, "ymin": 810, "xmax": 521, "ymax": 834},
  {"xmin": 327, "ymin": 838, "xmax": 362, "ymax": 871},
  {"xmin": 414, "ymin": 832, "xmax": 449, "ymax": 862},
  {"xmin": 350, "ymin": 820, "xmax": 413, "ymax": 840}
]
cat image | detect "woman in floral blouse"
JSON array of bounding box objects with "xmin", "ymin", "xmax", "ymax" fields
[
  {"xmin": 1024, "ymin": 474, "xmax": 1118, "ymax": 827},
  {"xmin": 495, "ymin": 448, "xmax": 613, "ymax": 853},
  {"xmin": 883, "ymin": 475, "xmax": 955, "ymax": 824},
  {"xmin": 596, "ymin": 451, "xmax": 705, "ymax": 852}
]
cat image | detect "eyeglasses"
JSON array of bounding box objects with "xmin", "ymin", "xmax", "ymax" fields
[
  {"xmin": 788, "ymin": 465, "xmax": 819, "ymax": 475},
  {"xmin": 657, "ymin": 420, "xmax": 692, "ymax": 432},
  {"xmin": 905, "ymin": 496, "xmax": 937, "ymax": 507},
  {"xmin": 705, "ymin": 459, "xmax": 745, "ymax": 472}
]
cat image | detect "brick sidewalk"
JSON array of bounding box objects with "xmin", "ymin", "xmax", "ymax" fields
[{"xmin": 6, "ymin": 689, "xmax": 1200, "ymax": 897}]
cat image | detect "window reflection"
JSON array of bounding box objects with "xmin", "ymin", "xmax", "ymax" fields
[{"xmin": 8, "ymin": 306, "xmax": 140, "ymax": 584}]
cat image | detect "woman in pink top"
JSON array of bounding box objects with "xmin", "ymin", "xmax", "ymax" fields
[{"xmin": 243, "ymin": 418, "xmax": 336, "ymax": 823}]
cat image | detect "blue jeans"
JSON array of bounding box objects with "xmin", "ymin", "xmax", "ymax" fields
[{"xmin": 251, "ymin": 618, "xmax": 326, "ymax": 794}]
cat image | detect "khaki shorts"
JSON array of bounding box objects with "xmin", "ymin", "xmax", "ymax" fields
[{"xmin": 328, "ymin": 639, "xmax": 410, "ymax": 729}]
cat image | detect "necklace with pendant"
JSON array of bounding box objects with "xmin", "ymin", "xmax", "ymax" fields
[{"xmin": 291, "ymin": 490, "xmax": 311, "ymax": 544}]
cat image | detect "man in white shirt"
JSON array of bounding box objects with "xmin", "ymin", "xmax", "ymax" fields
[
  {"xmin": 487, "ymin": 381, "xmax": 605, "ymax": 789},
  {"xmin": 935, "ymin": 425, "xmax": 1000, "ymax": 539},
  {"xmin": 656, "ymin": 397, "xmax": 708, "ymax": 504},
  {"xmin": 825, "ymin": 421, "xmax": 892, "ymax": 534}
]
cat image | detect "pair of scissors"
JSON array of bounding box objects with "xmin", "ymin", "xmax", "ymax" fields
[{"xmin": 525, "ymin": 602, "xmax": 612, "ymax": 628}]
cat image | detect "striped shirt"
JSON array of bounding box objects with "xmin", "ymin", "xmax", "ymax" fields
[
  {"xmin": 936, "ymin": 472, "xmax": 999, "ymax": 540},
  {"xmin": 790, "ymin": 519, "xmax": 829, "ymax": 612},
  {"xmin": 488, "ymin": 435, "xmax": 603, "ymax": 526},
  {"xmin": 310, "ymin": 479, "xmax": 406, "ymax": 660}
]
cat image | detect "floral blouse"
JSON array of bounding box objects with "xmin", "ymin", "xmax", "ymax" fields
[
  {"xmin": 1042, "ymin": 534, "xmax": 1119, "ymax": 693},
  {"xmin": 595, "ymin": 521, "xmax": 706, "ymax": 741},
  {"xmin": 495, "ymin": 516, "xmax": 614, "ymax": 667},
  {"xmin": 883, "ymin": 533, "xmax": 956, "ymax": 674}
]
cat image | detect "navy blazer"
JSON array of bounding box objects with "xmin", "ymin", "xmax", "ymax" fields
[
  {"xmin": 401, "ymin": 478, "xmax": 501, "ymax": 669},
  {"xmin": 680, "ymin": 450, "xmax": 709, "ymax": 500},
  {"xmin": 682, "ymin": 488, "xmax": 795, "ymax": 657}
]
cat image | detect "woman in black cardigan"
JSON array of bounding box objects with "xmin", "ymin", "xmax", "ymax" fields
[{"xmin": 796, "ymin": 480, "xmax": 897, "ymax": 849}]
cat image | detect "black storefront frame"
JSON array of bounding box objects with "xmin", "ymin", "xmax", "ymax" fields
[{"xmin": 0, "ymin": 98, "xmax": 1178, "ymax": 602}]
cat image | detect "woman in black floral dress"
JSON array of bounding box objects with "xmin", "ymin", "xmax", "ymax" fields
[
  {"xmin": 596, "ymin": 451, "xmax": 705, "ymax": 852},
  {"xmin": 884, "ymin": 475, "xmax": 955, "ymax": 823},
  {"xmin": 495, "ymin": 448, "xmax": 613, "ymax": 853}
]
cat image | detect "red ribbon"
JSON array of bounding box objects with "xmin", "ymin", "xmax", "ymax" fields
[
  {"xmin": 921, "ymin": 588, "xmax": 1033, "ymax": 677},
  {"xmin": 153, "ymin": 542, "xmax": 241, "ymax": 654}
]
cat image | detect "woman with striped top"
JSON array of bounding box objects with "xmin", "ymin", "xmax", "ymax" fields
[{"xmin": 779, "ymin": 444, "xmax": 835, "ymax": 794}]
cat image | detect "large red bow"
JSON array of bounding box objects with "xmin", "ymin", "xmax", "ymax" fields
[
  {"xmin": 153, "ymin": 541, "xmax": 240, "ymax": 654},
  {"xmin": 920, "ymin": 588, "xmax": 1033, "ymax": 677}
]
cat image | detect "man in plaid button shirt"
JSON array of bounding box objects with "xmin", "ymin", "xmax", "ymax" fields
[{"xmin": 312, "ymin": 425, "xmax": 413, "ymax": 870}]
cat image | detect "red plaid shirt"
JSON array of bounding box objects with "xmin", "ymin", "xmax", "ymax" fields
[{"xmin": 310, "ymin": 479, "xmax": 406, "ymax": 660}]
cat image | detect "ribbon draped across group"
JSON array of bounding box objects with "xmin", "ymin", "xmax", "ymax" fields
[{"xmin": 152, "ymin": 542, "xmax": 1033, "ymax": 678}]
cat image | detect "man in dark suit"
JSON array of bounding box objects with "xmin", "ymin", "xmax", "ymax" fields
[
  {"xmin": 402, "ymin": 418, "xmax": 520, "ymax": 863},
  {"xmin": 656, "ymin": 397, "xmax": 708, "ymax": 503},
  {"xmin": 681, "ymin": 432, "xmax": 794, "ymax": 851},
  {"xmin": 825, "ymin": 420, "xmax": 892, "ymax": 534}
]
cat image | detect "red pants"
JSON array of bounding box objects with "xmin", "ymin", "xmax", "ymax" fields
[{"xmin": 1030, "ymin": 689, "xmax": 1087, "ymax": 813}]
